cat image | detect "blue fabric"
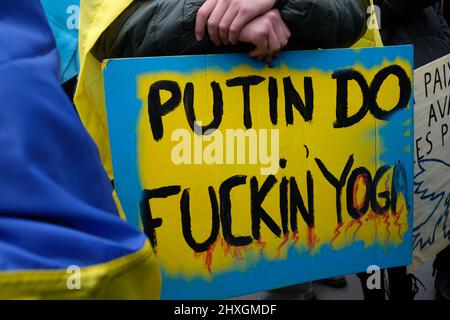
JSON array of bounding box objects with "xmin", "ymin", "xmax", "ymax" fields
[
  {"xmin": 41, "ymin": 0, "xmax": 79, "ymax": 83},
  {"xmin": 0, "ymin": 0, "xmax": 147, "ymax": 271}
]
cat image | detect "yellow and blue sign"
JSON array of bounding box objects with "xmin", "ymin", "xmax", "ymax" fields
[{"xmin": 103, "ymin": 46, "xmax": 414, "ymax": 299}]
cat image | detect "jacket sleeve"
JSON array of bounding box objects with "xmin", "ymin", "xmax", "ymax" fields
[
  {"xmin": 374, "ymin": 0, "xmax": 437, "ymax": 28},
  {"xmin": 92, "ymin": 0, "xmax": 214, "ymax": 61},
  {"xmin": 277, "ymin": 0, "xmax": 369, "ymax": 49},
  {"xmin": 92, "ymin": 0, "xmax": 369, "ymax": 61}
]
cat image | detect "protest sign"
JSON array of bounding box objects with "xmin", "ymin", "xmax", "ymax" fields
[
  {"xmin": 413, "ymin": 54, "xmax": 450, "ymax": 268},
  {"xmin": 103, "ymin": 46, "xmax": 414, "ymax": 299}
]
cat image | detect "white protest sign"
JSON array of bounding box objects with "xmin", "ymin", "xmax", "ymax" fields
[{"xmin": 413, "ymin": 54, "xmax": 450, "ymax": 268}]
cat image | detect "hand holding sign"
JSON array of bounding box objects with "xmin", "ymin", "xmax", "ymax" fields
[{"xmin": 239, "ymin": 10, "xmax": 291, "ymax": 62}]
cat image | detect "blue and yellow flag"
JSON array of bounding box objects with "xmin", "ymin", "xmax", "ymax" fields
[{"xmin": 0, "ymin": 0, "xmax": 160, "ymax": 299}]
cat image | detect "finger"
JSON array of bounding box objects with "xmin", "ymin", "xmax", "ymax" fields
[
  {"xmin": 274, "ymin": 51, "xmax": 281, "ymax": 61},
  {"xmin": 283, "ymin": 24, "xmax": 291, "ymax": 40},
  {"xmin": 265, "ymin": 26, "xmax": 281, "ymax": 62},
  {"xmin": 280, "ymin": 22, "xmax": 291, "ymax": 44},
  {"xmin": 228, "ymin": 9, "xmax": 254, "ymax": 45},
  {"xmin": 218, "ymin": 6, "xmax": 239, "ymax": 45},
  {"xmin": 249, "ymin": 37, "xmax": 268, "ymax": 60},
  {"xmin": 267, "ymin": 27, "xmax": 281, "ymax": 55},
  {"xmin": 208, "ymin": 1, "xmax": 230, "ymax": 46},
  {"xmin": 195, "ymin": 0, "xmax": 217, "ymax": 41},
  {"xmin": 272, "ymin": 18, "xmax": 289, "ymax": 49},
  {"xmin": 266, "ymin": 43, "xmax": 282, "ymax": 62},
  {"xmin": 272, "ymin": 10, "xmax": 291, "ymax": 43},
  {"xmin": 265, "ymin": 51, "xmax": 276, "ymax": 63},
  {"xmin": 266, "ymin": 10, "xmax": 290, "ymax": 50}
]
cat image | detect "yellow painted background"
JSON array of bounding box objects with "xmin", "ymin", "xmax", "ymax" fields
[{"xmin": 135, "ymin": 60, "xmax": 412, "ymax": 280}]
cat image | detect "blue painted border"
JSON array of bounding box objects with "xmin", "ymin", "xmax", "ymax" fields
[{"xmin": 103, "ymin": 46, "xmax": 414, "ymax": 299}]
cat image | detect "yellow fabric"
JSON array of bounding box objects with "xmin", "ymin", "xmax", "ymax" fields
[
  {"xmin": 75, "ymin": 0, "xmax": 133, "ymax": 179},
  {"xmin": 75, "ymin": 0, "xmax": 383, "ymax": 180},
  {"xmin": 352, "ymin": 0, "xmax": 383, "ymax": 48},
  {"xmin": 0, "ymin": 241, "xmax": 161, "ymax": 299},
  {"xmin": 113, "ymin": 189, "xmax": 127, "ymax": 220},
  {"xmin": 353, "ymin": 27, "xmax": 383, "ymax": 48}
]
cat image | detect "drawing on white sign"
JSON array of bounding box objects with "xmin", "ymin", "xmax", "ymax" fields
[{"xmin": 413, "ymin": 54, "xmax": 450, "ymax": 267}]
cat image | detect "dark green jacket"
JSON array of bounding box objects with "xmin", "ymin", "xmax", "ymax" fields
[{"xmin": 93, "ymin": 0, "xmax": 369, "ymax": 61}]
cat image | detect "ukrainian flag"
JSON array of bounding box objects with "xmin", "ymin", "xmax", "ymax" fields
[{"xmin": 0, "ymin": 0, "xmax": 160, "ymax": 299}]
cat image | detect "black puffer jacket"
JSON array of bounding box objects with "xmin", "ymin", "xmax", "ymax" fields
[
  {"xmin": 375, "ymin": 0, "xmax": 450, "ymax": 68},
  {"xmin": 93, "ymin": 0, "xmax": 369, "ymax": 61}
]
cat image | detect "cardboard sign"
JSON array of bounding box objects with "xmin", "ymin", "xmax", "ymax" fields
[
  {"xmin": 413, "ymin": 54, "xmax": 450, "ymax": 268},
  {"xmin": 103, "ymin": 46, "xmax": 414, "ymax": 299}
]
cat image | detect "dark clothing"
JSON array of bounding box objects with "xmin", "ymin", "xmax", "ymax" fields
[
  {"xmin": 375, "ymin": 0, "xmax": 450, "ymax": 68},
  {"xmin": 357, "ymin": 270, "xmax": 387, "ymax": 300},
  {"xmin": 442, "ymin": 0, "xmax": 450, "ymax": 25},
  {"xmin": 436, "ymin": 246, "xmax": 450, "ymax": 270},
  {"xmin": 92, "ymin": 0, "xmax": 369, "ymax": 61},
  {"xmin": 434, "ymin": 245, "xmax": 450, "ymax": 300},
  {"xmin": 62, "ymin": 76, "xmax": 77, "ymax": 100}
]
